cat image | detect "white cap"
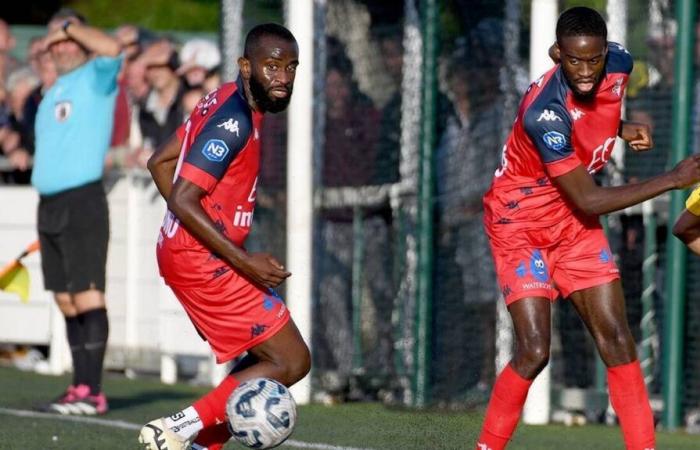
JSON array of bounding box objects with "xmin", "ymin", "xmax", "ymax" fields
[{"xmin": 177, "ymin": 38, "xmax": 221, "ymax": 74}]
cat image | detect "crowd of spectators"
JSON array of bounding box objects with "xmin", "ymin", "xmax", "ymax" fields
[{"xmin": 0, "ymin": 18, "xmax": 222, "ymax": 183}]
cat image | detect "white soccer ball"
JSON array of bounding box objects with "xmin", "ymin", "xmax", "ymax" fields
[{"xmin": 226, "ymin": 377, "xmax": 297, "ymax": 449}]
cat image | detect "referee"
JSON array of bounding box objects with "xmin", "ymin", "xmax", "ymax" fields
[{"xmin": 32, "ymin": 8, "xmax": 122, "ymax": 416}]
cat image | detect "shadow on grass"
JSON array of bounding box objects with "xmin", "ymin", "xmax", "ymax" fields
[{"xmin": 106, "ymin": 390, "xmax": 197, "ymax": 411}]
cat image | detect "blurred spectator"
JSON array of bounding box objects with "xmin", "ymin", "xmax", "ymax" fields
[
  {"xmin": 31, "ymin": 8, "xmax": 122, "ymax": 416},
  {"xmin": 131, "ymin": 38, "xmax": 185, "ymax": 168},
  {"xmin": 0, "ymin": 18, "xmax": 19, "ymax": 87},
  {"xmin": 374, "ymin": 28, "xmax": 402, "ymax": 186},
  {"xmin": 0, "ymin": 37, "xmax": 58, "ymax": 184},
  {"xmin": 315, "ymin": 46, "xmax": 384, "ymax": 401},
  {"xmin": 177, "ymin": 38, "xmax": 221, "ymax": 115},
  {"xmin": 105, "ymin": 24, "xmax": 157, "ymax": 171},
  {"xmin": 434, "ymin": 59, "xmax": 502, "ymax": 404},
  {"xmin": 0, "ymin": 66, "xmax": 40, "ymax": 183}
]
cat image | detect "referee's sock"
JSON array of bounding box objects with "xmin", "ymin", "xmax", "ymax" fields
[
  {"xmin": 79, "ymin": 307, "xmax": 109, "ymax": 395},
  {"xmin": 65, "ymin": 315, "xmax": 88, "ymax": 387},
  {"xmin": 607, "ymin": 360, "xmax": 655, "ymax": 450},
  {"xmin": 476, "ymin": 363, "xmax": 532, "ymax": 450}
]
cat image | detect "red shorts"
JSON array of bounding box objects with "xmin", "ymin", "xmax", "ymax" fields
[
  {"xmin": 164, "ymin": 271, "xmax": 290, "ymax": 364},
  {"xmin": 487, "ymin": 216, "xmax": 620, "ymax": 305}
]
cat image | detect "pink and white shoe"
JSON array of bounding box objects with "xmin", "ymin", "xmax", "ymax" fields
[{"xmin": 35, "ymin": 384, "xmax": 82, "ymax": 413}]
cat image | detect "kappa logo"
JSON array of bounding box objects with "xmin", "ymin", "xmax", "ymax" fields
[
  {"xmin": 542, "ymin": 131, "xmax": 567, "ymax": 152},
  {"xmin": 570, "ymin": 108, "xmax": 584, "ymax": 121},
  {"xmin": 536, "ymin": 109, "xmax": 562, "ymax": 122},
  {"xmin": 477, "ymin": 443, "xmax": 493, "ymax": 450},
  {"xmin": 217, "ymin": 118, "xmax": 239, "ymax": 136},
  {"xmin": 201, "ymin": 139, "xmax": 229, "ymax": 162}
]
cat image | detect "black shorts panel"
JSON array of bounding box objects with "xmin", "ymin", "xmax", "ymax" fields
[{"xmin": 38, "ymin": 181, "xmax": 109, "ymax": 293}]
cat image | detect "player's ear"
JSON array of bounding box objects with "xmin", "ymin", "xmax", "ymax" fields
[
  {"xmin": 238, "ymin": 57, "xmax": 251, "ymax": 80},
  {"xmin": 550, "ymin": 42, "xmax": 561, "ymax": 64}
]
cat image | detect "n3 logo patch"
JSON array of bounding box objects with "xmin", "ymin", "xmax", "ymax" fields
[
  {"xmin": 542, "ymin": 131, "xmax": 567, "ymax": 152},
  {"xmin": 201, "ymin": 139, "xmax": 229, "ymax": 162}
]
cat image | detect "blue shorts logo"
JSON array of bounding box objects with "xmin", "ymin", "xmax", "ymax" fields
[
  {"xmin": 529, "ymin": 249, "xmax": 549, "ymax": 282},
  {"xmin": 542, "ymin": 131, "xmax": 567, "ymax": 152},
  {"xmin": 201, "ymin": 139, "xmax": 229, "ymax": 162}
]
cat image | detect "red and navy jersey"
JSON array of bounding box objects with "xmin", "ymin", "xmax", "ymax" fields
[
  {"xmin": 483, "ymin": 42, "xmax": 633, "ymax": 234},
  {"xmin": 157, "ymin": 78, "xmax": 264, "ymax": 286}
]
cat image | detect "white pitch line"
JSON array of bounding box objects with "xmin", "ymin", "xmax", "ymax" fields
[{"xmin": 0, "ymin": 407, "xmax": 373, "ymax": 450}]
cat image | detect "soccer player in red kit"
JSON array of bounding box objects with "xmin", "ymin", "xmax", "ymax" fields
[
  {"xmin": 139, "ymin": 24, "xmax": 310, "ymax": 450},
  {"xmin": 476, "ymin": 7, "xmax": 700, "ymax": 450}
]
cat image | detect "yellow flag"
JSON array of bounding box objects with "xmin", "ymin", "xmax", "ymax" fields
[{"xmin": 0, "ymin": 261, "xmax": 30, "ymax": 303}]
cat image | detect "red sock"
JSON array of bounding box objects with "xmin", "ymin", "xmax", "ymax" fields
[
  {"xmin": 193, "ymin": 375, "xmax": 240, "ymax": 428},
  {"xmin": 476, "ymin": 364, "xmax": 532, "ymax": 450},
  {"xmin": 607, "ymin": 360, "xmax": 655, "ymax": 450},
  {"xmin": 192, "ymin": 423, "xmax": 231, "ymax": 450}
]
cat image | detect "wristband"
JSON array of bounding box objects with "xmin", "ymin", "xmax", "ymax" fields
[{"xmin": 62, "ymin": 20, "xmax": 71, "ymax": 34}]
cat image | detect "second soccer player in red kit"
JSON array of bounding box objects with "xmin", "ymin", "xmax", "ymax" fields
[
  {"xmin": 139, "ymin": 23, "xmax": 310, "ymax": 450},
  {"xmin": 477, "ymin": 7, "xmax": 700, "ymax": 450}
]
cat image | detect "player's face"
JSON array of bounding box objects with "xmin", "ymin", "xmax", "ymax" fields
[
  {"xmin": 556, "ymin": 35, "xmax": 607, "ymax": 99},
  {"xmin": 245, "ymin": 37, "xmax": 299, "ymax": 113}
]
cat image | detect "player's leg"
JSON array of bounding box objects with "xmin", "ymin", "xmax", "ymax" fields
[
  {"xmin": 477, "ymin": 296, "xmax": 551, "ymax": 450},
  {"xmin": 185, "ymin": 319, "xmax": 309, "ymax": 448},
  {"xmin": 141, "ymin": 280, "xmax": 309, "ymax": 450},
  {"xmin": 569, "ymin": 281, "xmax": 654, "ymax": 450}
]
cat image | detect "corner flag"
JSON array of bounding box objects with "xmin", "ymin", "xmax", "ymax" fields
[{"xmin": 0, "ymin": 241, "xmax": 40, "ymax": 303}]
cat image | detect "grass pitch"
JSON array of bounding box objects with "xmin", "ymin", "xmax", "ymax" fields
[{"xmin": 0, "ymin": 366, "xmax": 698, "ymax": 449}]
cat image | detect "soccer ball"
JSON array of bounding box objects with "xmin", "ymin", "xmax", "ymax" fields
[{"xmin": 226, "ymin": 377, "xmax": 297, "ymax": 449}]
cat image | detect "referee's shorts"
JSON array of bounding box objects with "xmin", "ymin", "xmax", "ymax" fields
[{"xmin": 37, "ymin": 180, "xmax": 109, "ymax": 294}]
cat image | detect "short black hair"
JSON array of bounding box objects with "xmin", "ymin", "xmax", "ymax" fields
[
  {"xmin": 556, "ymin": 7, "xmax": 607, "ymax": 42},
  {"xmin": 50, "ymin": 7, "xmax": 87, "ymax": 25},
  {"xmin": 244, "ymin": 23, "xmax": 297, "ymax": 58}
]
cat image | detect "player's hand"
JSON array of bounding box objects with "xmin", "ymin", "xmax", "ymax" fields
[
  {"xmin": 620, "ymin": 121, "xmax": 653, "ymax": 152},
  {"xmin": 240, "ymin": 253, "xmax": 291, "ymax": 288},
  {"xmin": 670, "ymin": 154, "xmax": 700, "ymax": 189}
]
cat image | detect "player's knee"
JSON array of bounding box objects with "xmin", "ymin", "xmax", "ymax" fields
[
  {"xmin": 595, "ymin": 327, "xmax": 636, "ymax": 363},
  {"xmin": 520, "ymin": 341, "xmax": 550, "ymax": 371},
  {"xmin": 284, "ymin": 344, "xmax": 310, "ymax": 385}
]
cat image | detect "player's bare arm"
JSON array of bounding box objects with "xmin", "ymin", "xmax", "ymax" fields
[
  {"xmin": 673, "ymin": 209, "xmax": 700, "ymax": 255},
  {"xmin": 43, "ymin": 19, "xmax": 121, "ymax": 57},
  {"xmin": 553, "ymin": 155, "xmax": 700, "ymax": 216},
  {"xmin": 619, "ymin": 120, "xmax": 653, "ymax": 151},
  {"xmin": 147, "ymin": 133, "xmax": 183, "ymax": 201},
  {"xmin": 168, "ymin": 178, "xmax": 291, "ymax": 288}
]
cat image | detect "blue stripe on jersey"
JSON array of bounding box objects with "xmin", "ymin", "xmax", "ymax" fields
[
  {"xmin": 523, "ymin": 70, "xmax": 574, "ymax": 164},
  {"xmin": 184, "ymin": 91, "xmax": 253, "ymax": 181},
  {"xmin": 606, "ymin": 42, "xmax": 633, "ymax": 75}
]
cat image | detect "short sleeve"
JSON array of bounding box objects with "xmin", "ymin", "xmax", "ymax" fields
[
  {"xmin": 523, "ymin": 103, "xmax": 581, "ymax": 178},
  {"xmin": 91, "ymin": 55, "xmax": 123, "ymax": 95},
  {"xmin": 606, "ymin": 42, "xmax": 633, "ymax": 75},
  {"xmin": 179, "ymin": 103, "xmax": 252, "ymax": 193}
]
